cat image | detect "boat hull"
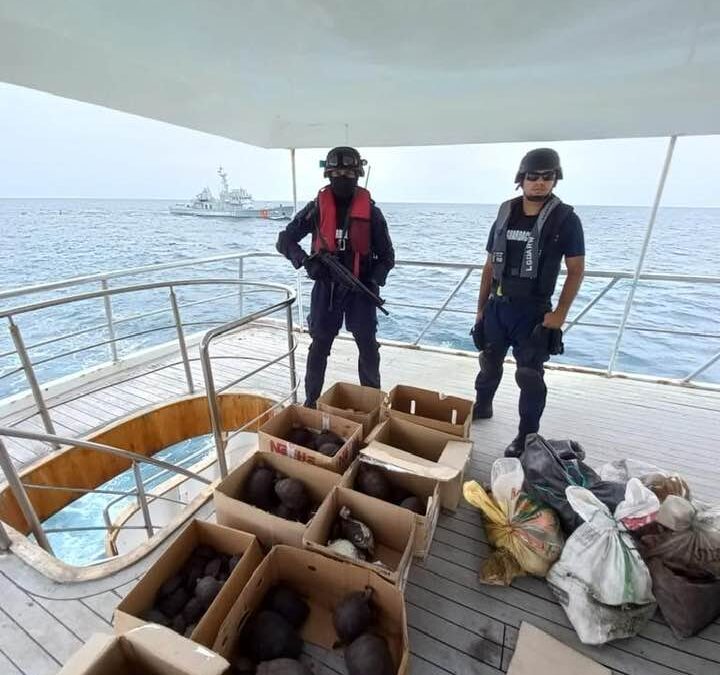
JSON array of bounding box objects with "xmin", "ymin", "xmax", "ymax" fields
[{"xmin": 169, "ymin": 205, "xmax": 293, "ymax": 220}]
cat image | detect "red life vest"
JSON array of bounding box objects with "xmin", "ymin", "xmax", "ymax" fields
[{"xmin": 313, "ymin": 186, "xmax": 372, "ymax": 277}]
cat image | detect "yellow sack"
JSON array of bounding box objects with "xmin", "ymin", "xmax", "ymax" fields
[{"xmin": 464, "ymin": 480, "xmax": 564, "ymax": 584}]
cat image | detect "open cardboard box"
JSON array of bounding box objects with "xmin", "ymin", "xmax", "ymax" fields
[
  {"xmin": 385, "ymin": 384, "xmax": 473, "ymax": 438},
  {"xmin": 58, "ymin": 625, "xmax": 229, "ymax": 675},
  {"xmin": 214, "ymin": 450, "xmax": 342, "ymax": 549},
  {"xmin": 341, "ymin": 456, "xmax": 440, "ymax": 559},
  {"xmin": 317, "ymin": 381, "xmax": 386, "ymax": 438},
  {"xmin": 213, "ymin": 545, "xmax": 409, "ymax": 675},
  {"xmin": 364, "ymin": 416, "xmax": 473, "ymax": 510},
  {"xmin": 114, "ymin": 519, "xmax": 263, "ymax": 648},
  {"xmin": 303, "ymin": 486, "xmax": 415, "ymax": 587},
  {"xmin": 258, "ymin": 404, "xmax": 362, "ymax": 473}
]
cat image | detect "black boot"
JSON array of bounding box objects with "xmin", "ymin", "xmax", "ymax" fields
[
  {"xmin": 504, "ymin": 434, "xmax": 526, "ymax": 458},
  {"xmin": 472, "ymin": 402, "xmax": 493, "ymax": 420}
]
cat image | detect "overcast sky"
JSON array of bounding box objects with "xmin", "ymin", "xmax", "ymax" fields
[{"xmin": 1, "ymin": 82, "xmax": 718, "ymax": 207}]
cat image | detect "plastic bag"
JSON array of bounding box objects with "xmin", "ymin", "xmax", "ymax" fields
[
  {"xmin": 599, "ymin": 459, "xmax": 691, "ymax": 502},
  {"xmin": 547, "ymin": 569, "xmax": 657, "ymax": 645},
  {"xmin": 546, "ymin": 485, "xmax": 656, "ymax": 644},
  {"xmin": 614, "ymin": 478, "xmax": 660, "ymax": 530},
  {"xmin": 490, "ymin": 457, "xmax": 524, "ymax": 505},
  {"xmin": 520, "ymin": 434, "xmax": 626, "ymax": 534},
  {"xmin": 463, "ymin": 461, "xmax": 564, "ymax": 584},
  {"xmin": 640, "ymin": 495, "xmax": 720, "ymax": 576},
  {"xmin": 647, "ymin": 557, "xmax": 720, "ymax": 639}
]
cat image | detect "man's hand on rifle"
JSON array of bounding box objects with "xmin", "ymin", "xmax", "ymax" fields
[{"xmin": 303, "ymin": 255, "xmax": 330, "ymax": 280}]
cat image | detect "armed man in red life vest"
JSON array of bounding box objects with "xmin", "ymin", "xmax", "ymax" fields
[
  {"xmin": 472, "ymin": 148, "xmax": 585, "ymax": 457},
  {"xmin": 276, "ymin": 147, "xmax": 395, "ymax": 407}
]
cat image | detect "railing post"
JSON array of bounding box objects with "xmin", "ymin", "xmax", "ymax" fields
[
  {"xmin": 286, "ymin": 302, "xmax": 298, "ymax": 403},
  {"xmin": 608, "ymin": 136, "xmax": 677, "ymax": 374},
  {"xmin": 0, "ymin": 438, "xmax": 53, "ymax": 554},
  {"xmin": 290, "ymin": 148, "xmax": 298, "ymax": 216},
  {"xmin": 562, "ymin": 277, "xmax": 620, "ymax": 336},
  {"xmin": 200, "ymin": 342, "xmax": 229, "ymax": 478},
  {"xmin": 238, "ymin": 257, "xmax": 245, "ymax": 316},
  {"xmin": 100, "ymin": 278, "xmax": 119, "ymax": 362},
  {"xmin": 132, "ymin": 461, "xmax": 154, "ymax": 538},
  {"xmin": 683, "ymin": 349, "xmax": 720, "ymax": 384},
  {"xmin": 0, "ymin": 519, "xmax": 11, "ymax": 551},
  {"xmin": 7, "ymin": 317, "xmax": 59, "ymax": 449},
  {"xmin": 169, "ymin": 287, "xmax": 195, "ymax": 393},
  {"xmin": 414, "ymin": 268, "xmax": 472, "ymax": 345}
]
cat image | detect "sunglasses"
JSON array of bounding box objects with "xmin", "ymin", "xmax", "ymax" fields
[{"xmin": 525, "ymin": 171, "xmax": 556, "ymax": 182}]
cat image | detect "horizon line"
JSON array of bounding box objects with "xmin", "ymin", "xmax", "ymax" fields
[{"xmin": 1, "ymin": 196, "xmax": 719, "ymax": 210}]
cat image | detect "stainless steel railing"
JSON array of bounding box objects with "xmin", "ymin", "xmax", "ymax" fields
[
  {"xmin": 1, "ymin": 251, "xmax": 718, "ymax": 389},
  {"xmin": 199, "ymin": 296, "xmax": 299, "ymax": 477},
  {"xmin": 0, "ymin": 427, "xmax": 214, "ymax": 556},
  {"xmin": 0, "ymin": 277, "xmax": 299, "ymax": 563},
  {"xmin": 0, "ymin": 277, "xmax": 292, "ymax": 436}
]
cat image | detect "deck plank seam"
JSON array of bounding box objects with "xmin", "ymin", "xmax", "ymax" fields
[
  {"xmin": 422, "ymin": 553, "xmax": 718, "ymax": 673},
  {"xmin": 500, "ymin": 624, "xmax": 506, "ymax": 673},
  {"xmin": 432, "ymin": 519, "xmax": 720, "ymax": 651},
  {"xmin": 1, "ymin": 572, "xmax": 87, "ymax": 645},
  {"xmin": 408, "ymin": 623, "xmax": 504, "ymax": 674},
  {"xmin": 78, "ymin": 598, "xmax": 112, "ymax": 627},
  {"xmin": 405, "ymin": 597, "xmax": 503, "ymax": 670},
  {"xmin": 412, "ymin": 562, "xmax": 695, "ymax": 674},
  {"xmin": 0, "ymin": 645, "xmax": 23, "ymax": 675},
  {"xmin": 0, "ymin": 604, "xmax": 61, "ymax": 667},
  {"xmin": 411, "ymin": 653, "xmax": 455, "ymax": 674}
]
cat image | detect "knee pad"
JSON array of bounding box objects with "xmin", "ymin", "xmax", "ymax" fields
[{"xmin": 515, "ymin": 366, "xmax": 545, "ymax": 394}]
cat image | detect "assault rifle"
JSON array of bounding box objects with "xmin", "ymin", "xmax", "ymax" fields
[{"xmin": 311, "ymin": 251, "xmax": 389, "ymax": 315}]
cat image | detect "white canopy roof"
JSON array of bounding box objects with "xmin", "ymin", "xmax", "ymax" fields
[{"xmin": 2, "ymin": 1, "xmax": 719, "ymax": 148}]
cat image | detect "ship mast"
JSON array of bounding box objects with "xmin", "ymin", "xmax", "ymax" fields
[{"xmin": 217, "ymin": 166, "xmax": 229, "ymax": 197}]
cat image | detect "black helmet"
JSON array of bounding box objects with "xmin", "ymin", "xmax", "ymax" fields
[
  {"xmin": 321, "ymin": 146, "xmax": 366, "ymax": 177},
  {"xmin": 515, "ymin": 148, "xmax": 563, "ymax": 183}
]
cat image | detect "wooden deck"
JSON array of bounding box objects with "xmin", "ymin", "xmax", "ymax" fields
[{"xmin": 1, "ymin": 323, "xmax": 720, "ymax": 674}]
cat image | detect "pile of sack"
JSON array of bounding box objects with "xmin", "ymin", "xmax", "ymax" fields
[{"xmin": 463, "ymin": 434, "xmax": 720, "ymax": 645}]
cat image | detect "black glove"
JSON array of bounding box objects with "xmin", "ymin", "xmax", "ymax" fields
[
  {"xmin": 531, "ymin": 324, "xmax": 564, "ymax": 355},
  {"xmin": 470, "ymin": 320, "xmax": 485, "ymax": 351},
  {"xmin": 303, "ymin": 255, "xmax": 329, "ymax": 281}
]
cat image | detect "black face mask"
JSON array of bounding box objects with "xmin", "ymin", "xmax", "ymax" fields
[{"xmin": 330, "ymin": 176, "xmax": 357, "ymax": 200}]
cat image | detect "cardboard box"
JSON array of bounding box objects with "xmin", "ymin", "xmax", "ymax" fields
[
  {"xmin": 385, "ymin": 384, "xmax": 473, "ymax": 438},
  {"xmin": 114, "ymin": 519, "xmax": 263, "ymax": 648},
  {"xmin": 341, "ymin": 456, "xmax": 440, "ymax": 559},
  {"xmin": 59, "ymin": 625, "xmax": 229, "ymax": 675},
  {"xmin": 364, "ymin": 416, "xmax": 473, "ymax": 511},
  {"xmin": 508, "ymin": 622, "xmax": 611, "ymax": 675},
  {"xmin": 317, "ymin": 381, "xmax": 386, "ymax": 438},
  {"xmin": 303, "ymin": 486, "xmax": 416, "ymax": 587},
  {"xmin": 213, "ymin": 545, "xmax": 409, "ymax": 675},
  {"xmin": 258, "ymin": 404, "xmax": 362, "ymax": 473},
  {"xmin": 214, "ymin": 450, "xmax": 342, "ymax": 549}
]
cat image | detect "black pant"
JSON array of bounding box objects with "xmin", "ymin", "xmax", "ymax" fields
[
  {"xmin": 304, "ymin": 281, "xmax": 380, "ymax": 406},
  {"xmin": 474, "ymin": 297, "xmax": 551, "ymax": 436}
]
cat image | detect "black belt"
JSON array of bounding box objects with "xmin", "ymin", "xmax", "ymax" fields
[{"xmin": 490, "ymin": 294, "xmax": 550, "ymax": 307}]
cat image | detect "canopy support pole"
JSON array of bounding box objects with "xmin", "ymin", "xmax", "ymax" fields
[
  {"xmin": 608, "ymin": 135, "xmax": 677, "ymax": 375},
  {"xmin": 290, "ymin": 148, "xmax": 297, "ymax": 215}
]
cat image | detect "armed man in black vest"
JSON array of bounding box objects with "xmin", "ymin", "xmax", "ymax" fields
[
  {"xmin": 472, "ymin": 148, "xmax": 585, "ymax": 457},
  {"xmin": 276, "ymin": 146, "xmax": 395, "ymax": 408}
]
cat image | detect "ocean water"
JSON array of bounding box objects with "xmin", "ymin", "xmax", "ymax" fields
[
  {"xmin": 1, "ymin": 197, "xmax": 719, "ymax": 397},
  {"xmin": 39, "ymin": 434, "xmax": 214, "ymax": 565}
]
